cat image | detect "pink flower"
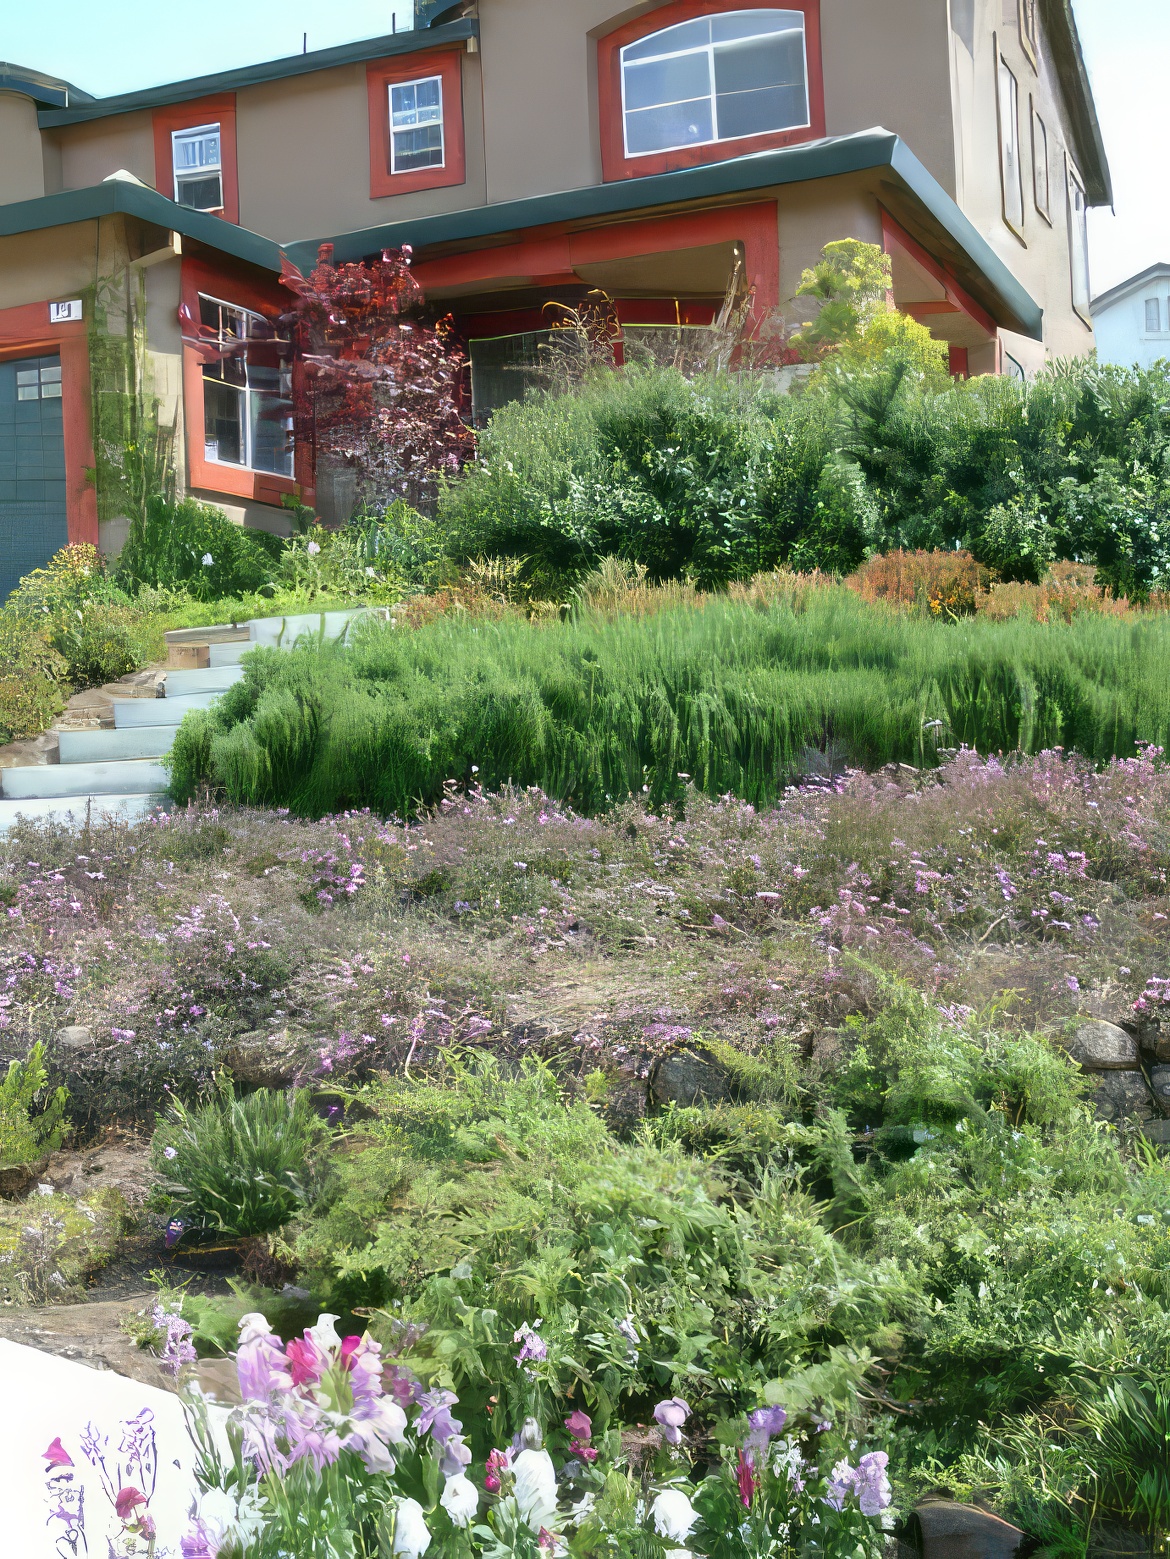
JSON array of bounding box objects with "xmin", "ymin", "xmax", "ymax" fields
[
  {"xmin": 42, "ymin": 1437, "xmax": 72, "ymax": 1467},
  {"xmin": 484, "ymin": 1447, "xmax": 512, "ymax": 1493},
  {"xmin": 737, "ymin": 1449, "xmax": 757, "ymax": 1507},
  {"xmin": 115, "ymin": 1486, "xmax": 148, "ymax": 1521},
  {"xmin": 286, "ymin": 1336, "xmax": 326, "ymax": 1387},
  {"xmin": 235, "ymin": 1312, "xmax": 293, "ymax": 1400},
  {"xmin": 564, "ymin": 1410, "xmax": 592, "ymax": 1442}
]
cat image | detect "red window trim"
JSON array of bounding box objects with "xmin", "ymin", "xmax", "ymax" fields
[
  {"xmin": 153, "ymin": 95, "xmax": 239, "ymax": 225},
  {"xmin": 179, "ymin": 255, "xmax": 308, "ymax": 508},
  {"xmin": 597, "ymin": 0, "xmax": 825, "ymax": 182},
  {"xmin": 0, "ymin": 302, "xmax": 97, "ymax": 548},
  {"xmin": 367, "ymin": 46, "xmax": 466, "ymax": 199}
]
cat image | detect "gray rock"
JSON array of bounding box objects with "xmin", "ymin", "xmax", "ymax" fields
[
  {"xmin": 1141, "ymin": 1118, "xmax": 1170, "ymax": 1148},
  {"xmin": 224, "ymin": 1028, "xmax": 307, "ymax": 1090},
  {"xmin": 1064, "ymin": 1020, "xmax": 1140, "ymax": 1071},
  {"xmin": 1151, "ymin": 1065, "xmax": 1170, "ymax": 1112},
  {"xmin": 1090, "ymin": 1070, "xmax": 1156, "ymax": 1124},
  {"xmin": 56, "ymin": 1025, "xmax": 94, "ymax": 1053},
  {"xmin": 650, "ymin": 1049, "xmax": 731, "ymax": 1108},
  {"xmin": 907, "ymin": 1500, "xmax": 1024, "ymax": 1558}
]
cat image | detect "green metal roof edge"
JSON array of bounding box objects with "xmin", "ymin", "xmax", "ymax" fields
[
  {"xmin": 0, "ymin": 64, "xmax": 93, "ymax": 108},
  {"xmin": 0, "ymin": 181, "xmax": 284, "ymax": 272},
  {"xmin": 1041, "ymin": 0, "xmax": 1111, "ymax": 206},
  {"xmin": 36, "ymin": 19, "xmax": 477, "ymax": 127},
  {"xmin": 285, "ymin": 129, "xmax": 1044, "ymax": 341}
]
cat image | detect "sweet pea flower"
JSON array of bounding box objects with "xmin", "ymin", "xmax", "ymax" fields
[
  {"xmin": 235, "ymin": 1312, "xmax": 293, "ymax": 1400},
  {"xmin": 514, "ymin": 1321, "xmax": 548, "ymax": 1366},
  {"xmin": 514, "ymin": 1419, "xmax": 558, "ymax": 1532},
  {"xmin": 115, "ymin": 1486, "xmax": 148, "ymax": 1521},
  {"xmin": 564, "ymin": 1410, "xmax": 592, "ymax": 1441},
  {"xmin": 653, "ymin": 1397, "xmax": 690, "ymax": 1446},
  {"xmin": 391, "ymin": 1497, "xmax": 431, "ymax": 1558},
  {"xmin": 42, "ymin": 1438, "xmax": 72, "ymax": 1467},
  {"xmin": 745, "ymin": 1404, "xmax": 788, "ymax": 1451},
  {"xmin": 440, "ymin": 1473, "xmax": 479, "ymax": 1527},
  {"xmin": 484, "ymin": 1446, "xmax": 513, "ymax": 1493},
  {"xmin": 650, "ymin": 1489, "xmax": 699, "ymax": 1543},
  {"xmin": 307, "ymin": 541, "xmax": 321, "ymax": 556}
]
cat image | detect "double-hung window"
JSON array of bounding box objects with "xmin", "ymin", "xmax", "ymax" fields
[
  {"xmin": 173, "ymin": 124, "xmax": 223, "ymax": 211},
  {"xmin": 620, "ymin": 9, "xmax": 810, "ymax": 159},
  {"xmin": 1146, "ymin": 299, "xmax": 1163, "ymax": 335},
  {"xmin": 199, "ymin": 297, "xmax": 292, "ymax": 476},
  {"xmin": 389, "ymin": 76, "xmax": 444, "ymax": 173},
  {"xmin": 1067, "ymin": 163, "xmax": 1091, "ymax": 321},
  {"xmin": 997, "ymin": 56, "xmax": 1025, "ymax": 234}
]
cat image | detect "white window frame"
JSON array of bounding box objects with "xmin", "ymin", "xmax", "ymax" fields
[
  {"xmin": 1066, "ymin": 160, "xmax": 1091, "ymax": 323},
  {"xmin": 388, "ymin": 75, "xmax": 446, "ymax": 175},
  {"xmin": 198, "ymin": 293, "xmax": 293, "ymax": 477},
  {"xmin": 172, "ymin": 123, "xmax": 223, "ymax": 211},
  {"xmin": 619, "ymin": 9, "xmax": 811, "ymax": 161},
  {"xmin": 996, "ymin": 52, "xmax": 1025, "ymax": 238},
  {"xmin": 1145, "ymin": 298, "xmax": 1162, "ymax": 335}
]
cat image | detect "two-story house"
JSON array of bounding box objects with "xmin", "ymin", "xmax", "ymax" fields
[
  {"xmin": 0, "ymin": 0, "xmax": 1110, "ymax": 596},
  {"xmin": 1090, "ymin": 263, "xmax": 1170, "ymax": 370}
]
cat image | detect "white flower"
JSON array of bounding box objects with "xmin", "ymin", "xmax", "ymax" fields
[
  {"xmin": 366, "ymin": 566, "xmax": 377, "ymax": 577},
  {"xmin": 650, "ymin": 1489, "xmax": 698, "ymax": 1544},
  {"xmin": 513, "ymin": 1446, "xmax": 558, "ymax": 1531},
  {"xmin": 307, "ymin": 1312, "xmax": 341, "ymax": 1352},
  {"xmin": 237, "ymin": 1311, "xmax": 276, "ymax": 1345},
  {"xmin": 392, "ymin": 1497, "xmax": 431, "ymax": 1559},
  {"xmin": 307, "ymin": 541, "xmax": 321, "ymax": 555},
  {"xmin": 201, "ymin": 553, "xmax": 214, "ymax": 566},
  {"xmin": 440, "ymin": 1474, "xmax": 479, "ymax": 1527}
]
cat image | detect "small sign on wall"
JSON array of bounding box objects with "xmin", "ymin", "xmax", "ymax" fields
[{"xmin": 49, "ymin": 299, "xmax": 83, "ymax": 323}]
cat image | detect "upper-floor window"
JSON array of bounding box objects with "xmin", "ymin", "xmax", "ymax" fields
[
  {"xmin": 1031, "ymin": 103, "xmax": 1050, "ymax": 220},
  {"xmin": 1067, "ymin": 161, "xmax": 1091, "ymax": 322},
  {"xmin": 173, "ymin": 124, "xmax": 223, "ymax": 211},
  {"xmin": 198, "ymin": 296, "xmax": 292, "ymax": 477},
  {"xmin": 620, "ymin": 9, "xmax": 809, "ymax": 159},
  {"xmin": 1146, "ymin": 298, "xmax": 1162, "ymax": 334},
  {"xmin": 1019, "ymin": 0, "xmax": 1039, "ymax": 67},
  {"xmin": 997, "ymin": 56, "xmax": 1025, "ymax": 235},
  {"xmin": 390, "ymin": 76, "xmax": 445, "ymax": 173}
]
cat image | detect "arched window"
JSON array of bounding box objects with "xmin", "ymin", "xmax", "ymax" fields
[{"xmin": 620, "ymin": 9, "xmax": 809, "ymax": 159}]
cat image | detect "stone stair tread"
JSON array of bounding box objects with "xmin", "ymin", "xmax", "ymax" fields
[
  {"xmin": 1, "ymin": 759, "xmax": 168, "ymax": 800},
  {"xmin": 113, "ymin": 693, "xmax": 220, "ymax": 728},
  {"xmin": 163, "ymin": 666, "xmax": 245, "ymax": 696},
  {"xmin": 164, "ymin": 624, "xmax": 251, "ymax": 645},
  {"xmin": 57, "ymin": 727, "xmax": 175, "ymax": 764},
  {"xmin": 0, "ymin": 793, "xmax": 169, "ymax": 834}
]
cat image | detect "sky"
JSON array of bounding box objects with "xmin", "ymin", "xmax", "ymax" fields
[{"xmin": 1, "ymin": 0, "xmax": 1167, "ymax": 299}]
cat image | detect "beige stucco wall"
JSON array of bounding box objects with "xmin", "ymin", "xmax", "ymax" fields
[
  {"xmin": 234, "ymin": 53, "xmax": 488, "ymax": 242},
  {"xmin": 0, "ymin": 223, "xmax": 100, "ymax": 311},
  {"xmin": 774, "ymin": 175, "xmax": 884, "ymax": 309},
  {"xmin": 948, "ymin": 0, "xmax": 1094, "ymax": 364},
  {"xmin": 0, "ymin": 93, "xmax": 47, "ymax": 205},
  {"xmin": 50, "ymin": 111, "xmax": 157, "ymax": 194}
]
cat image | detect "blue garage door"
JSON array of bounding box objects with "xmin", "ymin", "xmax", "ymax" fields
[{"xmin": 0, "ymin": 353, "xmax": 69, "ymax": 605}]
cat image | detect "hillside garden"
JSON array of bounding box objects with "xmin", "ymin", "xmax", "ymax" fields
[{"xmin": 2, "ymin": 243, "xmax": 1170, "ymax": 1557}]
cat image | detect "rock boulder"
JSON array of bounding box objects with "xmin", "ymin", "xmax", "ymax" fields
[
  {"xmin": 1090, "ymin": 1070, "xmax": 1156, "ymax": 1123},
  {"xmin": 1064, "ymin": 1020, "xmax": 1140, "ymax": 1070},
  {"xmin": 650, "ymin": 1049, "xmax": 731, "ymax": 1108},
  {"xmin": 906, "ymin": 1500, "xmax": 1024, "ymax": 1558}
]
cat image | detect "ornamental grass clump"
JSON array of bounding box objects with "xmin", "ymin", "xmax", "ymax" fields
[{"xmin": 151, "ymin": 1081, "xmax": 326, "ymax": 1239}]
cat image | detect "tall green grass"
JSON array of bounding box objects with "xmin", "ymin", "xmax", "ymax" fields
[{"xmin": 168, "ymin": 588, "xmax": 1170, "ymax": 816}]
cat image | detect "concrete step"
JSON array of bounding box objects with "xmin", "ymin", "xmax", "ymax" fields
[
  {"xmin": 164, "ymin": 665, "xmax": 244, "ymax": 697},
  {"xmin": 113, "ymin": 693, "xmax": 220, "ymax": 728},
  {"xmin": 165, "ymin": 624, "xmax": 250, "ymax": 646},
  {"xmin": 0, "ymin": 793, "xmax": 168, "ymax": 835},
  {"xmin": 57, "ymin": 727, "xmax": 175, "ymax": 764},
  {"xmin": 247, "ymin": 608, "xmax": 383, "ymax": 647},
  {"xmin": 208, "ymin": 641, "xmax": 254, "ymax": 668},
  {"xmin": 1, "ymin": 759, "xmax": 168, "ymax": 800}
]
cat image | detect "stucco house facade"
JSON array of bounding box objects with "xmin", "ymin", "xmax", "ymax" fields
[
  {"xmin": 1090, "ymin": 263, "xmax": 1170, "ymax": 371},
  {"xmin": 0, "ymin": 0, "xmax": 1110, "ymax": 594}
]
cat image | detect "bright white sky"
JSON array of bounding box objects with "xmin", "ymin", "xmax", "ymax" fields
[{"xmin": 1, "ymin": 0, "xmax": 1166, "ymax": 298}]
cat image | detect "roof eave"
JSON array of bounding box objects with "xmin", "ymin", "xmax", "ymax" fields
[
  {"xmin": 1090, "ymin": 263, "xmax": 1170, "ymax": 315},
  {"xmin": 36, "ymin": 19, "xmax": 477, "ymax": 127},
  {"xmin": 283, "ymin": 129, "xmax": 1044, "ymax": 341},
  {"xmin": 1041, "ymin": 0, "xmax": 1112, "ymax": 206}
]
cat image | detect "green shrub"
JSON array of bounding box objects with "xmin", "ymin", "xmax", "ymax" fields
[
  {"xmin": 151, "ymin": 1082, "xmax": 327, "ymax": 1237},
  {"xmin": 0, "ymin": 1042, "xmax": 69, "ymax": 1166},
  {"xmin": 118, "ymin": 495, "xmax": 282, "ymax": 600}
]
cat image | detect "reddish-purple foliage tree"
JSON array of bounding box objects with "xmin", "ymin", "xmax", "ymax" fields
[{"xmin": 280, "ymin": 244, "xmax": 473, "ymax": 509}]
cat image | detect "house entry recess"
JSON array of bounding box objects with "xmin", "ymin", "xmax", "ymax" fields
[{"xmin": 0, "ymin": 352, "xmax": 69, "ymax": 605}]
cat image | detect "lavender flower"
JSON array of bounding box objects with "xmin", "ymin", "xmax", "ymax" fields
[
  {"xmin": 653, "ymin": 1397, "xmax": 690, "ymax": 1445},
  {"xmin": 513, "ymin": 1321, "xmax": 548, "ymax": 1366}
]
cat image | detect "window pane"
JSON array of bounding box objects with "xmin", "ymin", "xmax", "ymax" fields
[
  {"xmin": 392, "ymin": 124, "xmax": 445, "ymax": 171},
  {"xmin": 40, "ymin": 381, "xmax": 62, "ymax": 399},
  {"xmin": 998, "ymin": 61, "xmax": 1024, "ymax": 229},
  {"xmin": 625, "ymin": 98, "xmax": 714, "ymax": 155},
  {"xmin": 175, "ymin": 130, "xmax": 220, "ymax": 170},
  {"xmin": 1146, "ymin": 299, "xmax": 1161, "ymax": 333},
  {"xmin": 623, "ymin": 52, "xmax": 711, "ymax": 112},
  {"xmin": 711, "ymin": 9, "xmax": 803, "ymax": 43},
  {"xmin": 391, "ymin": 77, "xmax": 441, "ymax": 126},
  {"xmin": 1033, "ymin": 113, "xmax": 1049, "ymax": 213},
  {"xmin": 39, "ymin": 365, "xmax": 62, "ymax": 384},
  {"xmin": 204, "ymin": 379, "xmax": 244, "ymax": 465},
  {"xmin": 249, "ymin": 390, "xmax": 293, "ymax": 476},
  {"xmin": 176, "ymin": 172, "xmax": 224, "ymax": 211},
  {"xmin": 1068, "ymin": 173, "xmax": 1090, "ymax": 317},
  {"xmin": 623, "ymin": 17, "xmax": 711, "ymax": 62},
  {"xmin": 714, "ymin": 33, "xmax": 808, "ymax": 135}
]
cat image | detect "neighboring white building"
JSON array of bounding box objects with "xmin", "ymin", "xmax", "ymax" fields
[{"xmin": 1090, "ymin": 262, "xmax": 1170, "ymax": 369}]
